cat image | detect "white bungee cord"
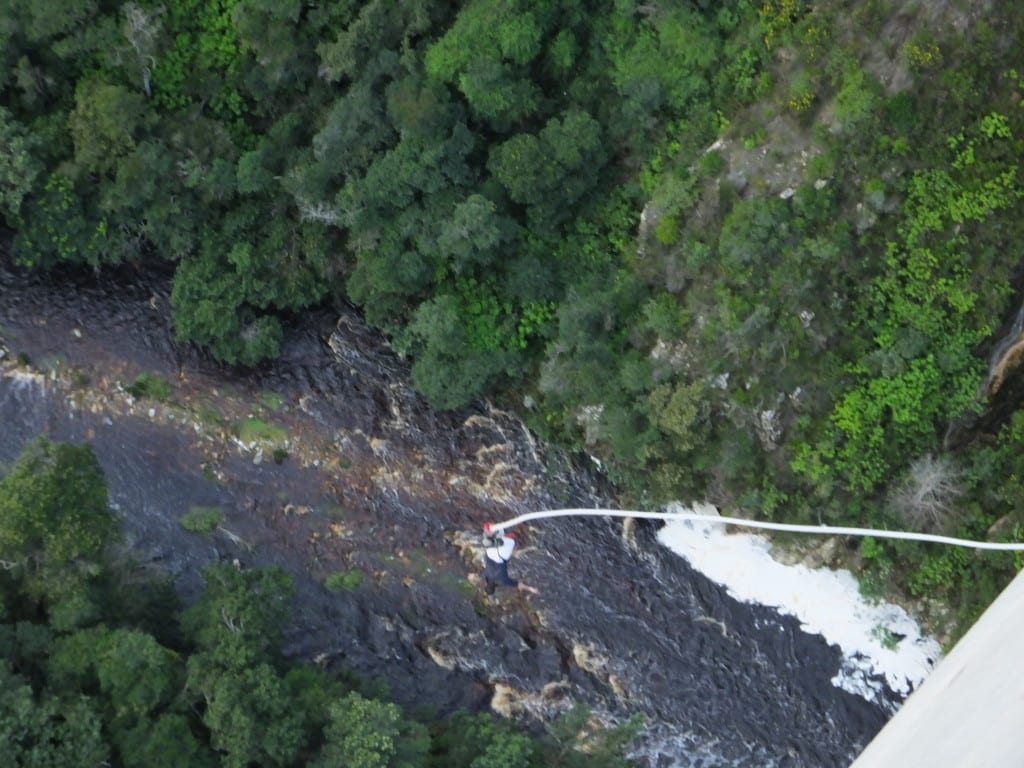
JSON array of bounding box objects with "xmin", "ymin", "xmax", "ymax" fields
[{"xmin": 484, "ymin": 508, "xmax": 1024, "ymax": 551}]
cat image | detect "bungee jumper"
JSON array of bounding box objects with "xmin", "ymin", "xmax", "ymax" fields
[{"xmin": 470, "ymin": 522, "xmax": 538, "ymax": 595}]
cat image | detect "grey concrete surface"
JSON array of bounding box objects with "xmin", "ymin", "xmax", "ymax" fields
[{"xmin": 852, "ymin": 569, "xmax": 1024, "ymax": 767}]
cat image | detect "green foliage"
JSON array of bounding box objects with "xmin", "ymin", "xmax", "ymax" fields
[
  {"xmin": 857, "ymin": 537, "xmax": 894, "ymax": 601},
  {"xmin": 903, "ymin": 31, "xmax": 942, "ymax": 73},
  {"xmin": 488, "ymin": 109, "xmax": 606, "ymax": 230},
  {"xmin": 0, "ymin": 438, "xmax": 115, "ymax": 623},
  {"xmin": 654, "ymin": 215, "xmax": 680, "ymax": 245},
  {"xmin": 544, "ymin": 704, "xmax": 644, "ymax": 768},
  {"xmin": 201, "ymin": 662, "xmax": 307, "ymax": 768},
  {"xmin": 49, "ymin": 626, "xmax": 181, "ymax": 728},
  {"xmin": 831, "ymin": 62, "xmax": 882, "ymax": 132},
  {"xmin": 151, "ymin": 0, "xmax": 246, "ymax": 119},
  {"xmin": 0, "ymin": 669, "xmax": 111, "ymax": 768},
  {"xmin": 402, "ymin": 294, "xmax": 518, "ymax": 411},
  {"xmin": 257, "ymin": 390, "xmax": 284, "ymax": 411},
  {"xmin": 312, "ymin": 692, "xmax": 429, "ymax": 768},
  {"xmin": 13, "ymin": 173, "xmax": 110, "ymax": 268},
  {"xmin": 909, "ymin": 548, "xmax": 971, "ymax": 597},
  {"xmin": 759, "ymin": 0, "xmax": 808, "ymax": 50},
  {"xmin": 117, "ymin": 713, "xmax": 214, "ymax": 768},
  {"xmin": 786, "ymin": 69, "xmax": 815, "ymax": 114},
  {"xmin": 646, "ymin": 380, "xmax": 711, "ymax": 455},
  {"xmin": 171, "ymin": 250, "xmax": 286, "ymax": 367},
  {"xmin": 428, "ymin": 710, "xmax": 535, "ymax": 768},
  {"xmin": 0, "ymin": 107, "xmax": 42, "ymax": 222},
  {"xmin": 324, "ymin": 569, "xmax": 365, "ymax": 592},
  {"xmin": 127, "ymin": 372, "xmax": 174, "ymax": 401},
  {"xmin": 183, "ymin": 564, "xmax": 294, "ymax": 668},
  {"xmin": 799, "ymin": 113, "xmax": 1021, "ymax": 494},
  {"xmin": 608, "ymin": 7, "xmax": 721, "ymax": 115},
  {"xmin": 699, "ymin": 149, "xmax": 725, "ymax": 177},
  {"xmin": 68, "ymin": 79, "xmax": 146, "ymax": 175},
  {"xmin": 424, "ymin": 0, "xmax": 545, "ymax": 126},
  {"xmin": 180, "ymin": 506, "xmax": 223, "ymax": 534},
  {"xmin": 233, "ymin": 418, "xmax": 287, "ymax": 445}
]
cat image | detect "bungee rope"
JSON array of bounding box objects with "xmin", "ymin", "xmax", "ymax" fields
[{"xmin": 484, "ymin": 508, "xmax": 1024, "ymax": 551}]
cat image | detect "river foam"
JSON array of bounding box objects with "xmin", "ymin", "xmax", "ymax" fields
[{"xmin": 657, "ymin": 502, "xmax": 941, "ymax": 712}]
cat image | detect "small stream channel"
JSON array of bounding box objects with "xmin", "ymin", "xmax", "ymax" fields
[{"xmin": 0, "ymin": 254, "xmax": 891, "ymax": 767}]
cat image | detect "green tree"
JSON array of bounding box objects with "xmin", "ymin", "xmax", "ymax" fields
[
  {"xmin": 48, "ymin": 625, "xmax": 181, "ymax": 747},
  {"xmin": 102, "ymin": 140, "xmax": 198, "ymax": 259},
  {"xmin": 424, "ymin": 0, "xmax": 545, "ymax": 127},
  {"xmin": 608, "ymin": 7, "xmax": 720, "ymax": 115},
  {"xmin": 94, "ymin": 629, "xmax": 180, "ymax": 725},
  {"xmin": 0, "ymin": 438, "xmax": 115, "ymax": 627},
  {"xmin": 312, "ymin": 692, "xmax": 429, "ymax": 768},
  {"xmin": 488, "ymin": 110, "xmax": 605, "ymax": 218},
  {"xmin": 544, "ymin": 704, "xmax": 643, "ymax": 768},
  {"xmin": 170, "ymin": 246, "xmax": 286, "ymax": 367},
  {"xmin": 646, "ymin": 380, "xmax": 711, "ymax": 455},
  {"xmin": 796, "ymin": 114, "xmax": 1022, "ymax": 494},
  {"xmin": 182, "ymin": 564, "xmax": 293, "ymax": 668},
  {"xmin": 0, "ymin": 107, "xmax": 42, "ymax": 222},
  {"xmin": 0, "ymin": 663, "xmax": 110, "ymax": 768},
  {"xmin": 231, "ymin": 0, "xmax": 309, "ymax": 89},
  {"xmin": 116, "ymin": 713, "xmax": 215, "ymax": 768},
  {"xmin": 13, "ymin": 173, "xmax": 110, "ymax": 268},
  {"xmin": 197, "ymin": 662, "xmax": 307, "ymax": 768},
  {"xmin": 428, "ymin": 710, "xmax": 536, "ymax": 768},
  {"xmin": 435, "ymin": 194, "xmax": 512, "ymax": 274},
  {"xmin": 68, "ymin": 80, "xmax": 146, "ymax": 175},
  {"xmin": 401, "ymin": 294, "xmax": 518, "ymax": 410}
]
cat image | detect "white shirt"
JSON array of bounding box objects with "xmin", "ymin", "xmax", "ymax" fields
[{"xmin": 485, "ymin": 536, "xmax": 515, "ymax": 564}]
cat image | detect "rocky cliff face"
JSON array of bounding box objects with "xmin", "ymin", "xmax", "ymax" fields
[{"xmin": 0, "ymin": 256, "xmax": 889, "ymax": 766}]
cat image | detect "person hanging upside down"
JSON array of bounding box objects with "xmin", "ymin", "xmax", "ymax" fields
[{"xmin": 471, "ymin": 525, "xmax": 538, "ymax": 595}]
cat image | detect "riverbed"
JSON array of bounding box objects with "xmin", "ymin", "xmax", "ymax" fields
[{"xmin": 0, "ymin": 255, "xmax": 895, "ymax": 766}]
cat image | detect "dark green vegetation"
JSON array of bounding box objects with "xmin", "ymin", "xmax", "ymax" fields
[
  {"xmin": 126, "ymin": 372, "xmax": 174, "ymax": 401},
  {"xmin": 2, "ymin": 0, "xmax": 1024, "ymax": 629},
  {"xmin": 324, "ymin": 569, "xmax": 364, "ymax": 592},
  {"xmin": 1, "ymin": 438, "xmax": 641, "ymax": 767},
  {"xmin": 180, "ymin": 505, "xmax": 223, "ymax": 534}
]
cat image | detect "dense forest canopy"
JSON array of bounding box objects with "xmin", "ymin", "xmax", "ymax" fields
[{"xmin": 3, "ymin": 0, "xmax": 1024, "ymax": 626}]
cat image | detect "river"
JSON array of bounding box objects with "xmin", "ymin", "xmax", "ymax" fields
[{"xmin": 0, "ymin": 254, "xmax": 894, "ymax": 766}]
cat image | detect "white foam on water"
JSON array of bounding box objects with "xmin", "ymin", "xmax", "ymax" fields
[{"xmin": 656, "ymin": 502, "xmax": 941, "ymax": 710}]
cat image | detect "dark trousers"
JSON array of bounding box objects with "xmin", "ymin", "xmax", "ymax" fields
[{"xmin": 482, "ymin": 558, "xmax": 518, "ymax": 594}]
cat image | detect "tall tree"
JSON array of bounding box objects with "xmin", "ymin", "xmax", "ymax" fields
[
  {"xmin": 312, "ymin": 692, "xmax": 429, "ymax": 768},
  {"xmin": 0, "ymin": 438, "xmax": 116, "ymax": 629}
]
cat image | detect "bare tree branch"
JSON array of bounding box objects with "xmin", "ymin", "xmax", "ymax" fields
[
  {"xmin": 122, "ymin": 3, "xmax": 164, "ymax": 97},
  {"xmin": 888, "ymin": 454, "xmax": 963, "ymax": 533}
]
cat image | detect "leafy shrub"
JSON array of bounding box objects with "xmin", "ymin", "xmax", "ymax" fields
[
  {"xmin": 127, "ymin": 372, "xmax": 173, "ymax": 401},
  {"xmin": 700, "ymin": 149, "xmax": 725, "ymax": 176},
  {"xmin": 180, "ymin": 506, "xmax": 222, "ymax": 534},
  {"xmin": 324, "ymin": 570, "xmax": 364, "ymax": 592},
  {"xmin": 258, "ymin": 390, "xmax": 284, "ymax": 411},
  {"xmin": 654, "ymin": 215, "xmax": 681, "ymax": 245},
  {"xmin": 786, "ymin": 70, "xmax": 815, "ymax": 114},
  {"xmin": 233, "ymin": 418, "xmax": 287, "ymax": 445}
]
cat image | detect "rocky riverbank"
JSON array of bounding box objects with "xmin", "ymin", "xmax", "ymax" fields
[{"xmin": 0, "ymin": 257, "xmax": 891, "ymax": 766}]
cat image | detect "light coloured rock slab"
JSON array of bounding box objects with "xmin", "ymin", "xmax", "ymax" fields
[{"xmin": 853, "ymin": 569, "xmax": 1024, "ymax": 766}]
